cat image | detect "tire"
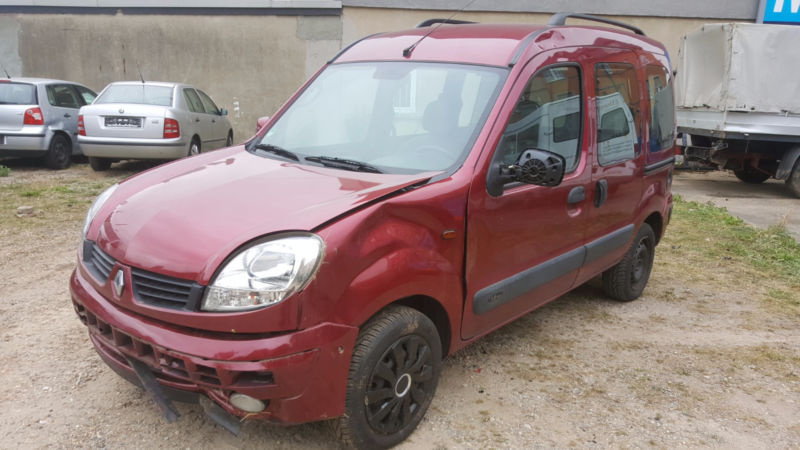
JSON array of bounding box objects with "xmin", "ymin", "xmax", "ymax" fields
[
  {"xmin": 88, "ymin": 157, "xmax": 112, "ymax": 172},
  {"xmin": 44, "ymin": 134, "xmax": 71, "ymax": 170},
  {"xmin": 225, "ymin": 131, "xmax": 233, "ymax": 147},
  {"xmin": 786, "ymin": 159, "xmax": 800, "ymax": 199},
  {"xmin": 334, "ymin": 306, "xmax": 442, "ymax": 449},
  {"xmin": 188, "ymin": 138, "xmax": 201, "ymax": 156},
  {"xmin": 602, "ymin": 223, "xmax": 656, "ymax": 302},
  {"xmin": 733, "ymin": 167, "xmax": 770, "ymax": 184}
]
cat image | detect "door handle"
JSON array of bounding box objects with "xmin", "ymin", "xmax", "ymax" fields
[
  {"xmin": 64, "ymin": 113, "xmax": 71, "ymax": 118},
  {"xmin": 595, "ymin": 179, "xmax": 608, "ymax": 207},
  {"xmin": 567, "ymin": 186, "xmax": 585, "ymax": 205}
]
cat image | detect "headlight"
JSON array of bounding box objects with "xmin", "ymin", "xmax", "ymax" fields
[
  {"xmin": 202, "ymin": 234, "xmax": 325, "ymax": 312},
  {"xmin": 83, "ymin": 184, "xmax": 118, "ymax": 238}
]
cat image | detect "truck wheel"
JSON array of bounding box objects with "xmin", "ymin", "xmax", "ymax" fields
[
  {"xmin": 602, "ymin": 223, "xmax": 655, "ymax": 302},
  {"xmin": 787, "ymin": 159, "xmax": 800, "ymax": 198},
  {"xmin": 733, "ymin": 167, "xmax": 770, "ymax": 184},
  {"xmin": 44, "ymin": 134, "xmax": 71, "ymax": 170},
  {"xmin": 334, "ymin": 306, "xmax": 442, "ymax": 449},
  {"xmin": 89, "ymin": 157, "xmax": 112, "ymax": 172}
]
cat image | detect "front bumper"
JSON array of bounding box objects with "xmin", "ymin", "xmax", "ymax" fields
[
  {"xmin": 79, "ymin": 135, "xmax": 188, "ymax": 159},
  {"xmin": 70, "ymin": 267, "xmax": 358, "ymax": 424}
]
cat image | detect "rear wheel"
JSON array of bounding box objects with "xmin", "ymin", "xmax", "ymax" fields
[
  {"xmin": 44, "ymin": 134, "xmax": 71, "ymax": 170},
  {"xmin": 334, "ymin": 306, "xmax": 442, "ymax": 449},
  {"xmin": 733, "ymin": 166, "xmax": 770, "ymax": 184},
  {"xmin": 602, "ymin": 223, "xmax": 655, "ymax": 302},
  {"xmin": 89, "ymin": 157, "xmax": 112, "ymax": 172},
  {"xmin": 188, "ymin": 138, "xmax": 201, "ymax": 156},
  {"xmin": 787, "ymin": 159, "xmax": 800, "ymax": 198}
]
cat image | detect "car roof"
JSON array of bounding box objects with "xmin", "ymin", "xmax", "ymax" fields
[
  {"xmin": 107, "ymin": 81, "xmax": 183, "ymax": 88},
  {"xmin": 335, "ymin": 23, "xmax": 667, "ymax": 67},
  {"xmin": 0, "ymin": 77, "xmax": 85, "ymax": 85}
]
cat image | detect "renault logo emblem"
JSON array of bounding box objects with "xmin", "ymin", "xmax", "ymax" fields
[{"xmin": 113, "ymin": 270, "xmax": 125, "ymax": 297}]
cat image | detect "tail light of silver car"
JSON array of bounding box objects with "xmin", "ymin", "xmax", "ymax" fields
[
  {"xmin": 78, "ymin": 115, "xmax": 86, "ymax": 136},
  {"xmin": 23, "ymin": 107, "xmax": 44, "ymax": 125},
  {"xmin": 163, "ymin": 118, "xmax": 180, "ymax": 139}
]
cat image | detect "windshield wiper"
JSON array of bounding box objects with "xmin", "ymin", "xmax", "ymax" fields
[
  {"xmin": 305, "ymin": 156, "xmax": 383, "ymax": 174},
  {"xmin": 252, "ymin": 143, "xmax": 300, "ymax": 161}
]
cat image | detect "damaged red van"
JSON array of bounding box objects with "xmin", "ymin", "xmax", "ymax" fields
[{"xmin": 71, "ymin": 13, "xmax": 675, "ymax": 449}]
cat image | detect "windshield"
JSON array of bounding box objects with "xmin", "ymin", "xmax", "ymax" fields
[
  {"xmin": 0, "ymin": 82, "xmax": 36, "ymax": 105},
  {"xmin": 254, "ymin": 62, "xmax": 506, "ymax": 174},
  {"xmin": 95, "ymin": 85, "xmax": 173, "ymax": 106}
]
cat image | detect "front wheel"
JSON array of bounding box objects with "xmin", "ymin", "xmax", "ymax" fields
[
  {"xmin": 602, "ymin": 223, "xmax": 656, "ymax": 302},
  {"xmin": 225, "ymin": 131, "xmax": 233, "ymax": 147},
  {"xmin": 334, "ymin": 306, "xmax": 442, "ymax": 449}
]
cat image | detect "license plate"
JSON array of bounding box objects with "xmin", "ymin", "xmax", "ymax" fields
[{"xmin": 105, "ymin": 116, "xmax": 142, "ymax": 128}]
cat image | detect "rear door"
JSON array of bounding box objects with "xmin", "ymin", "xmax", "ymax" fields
[
  {"xmin": 462, "ymin": 55, "xmax": 592, "ymax": 339},
  {"xmin": 196, "ymin": 90, "xmax": 227, "ymax": 149},
  {"xmin": 577, "ymin": 52, "xmax": 645, "ymax": 282},
  {"xmin": 46, "ymin": 83, "xmax": 83, "ymax": 147},
  {"xmin": 182, "ymin": 88, "xmax": 206, "ymax": 147}
]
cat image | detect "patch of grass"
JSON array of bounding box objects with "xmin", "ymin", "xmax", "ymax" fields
[
  {"xmin": 0, "ymin": 165, "xmax": 10, "ymax": 177},
  {"xmin": 666, "ymin": 197, "xmax": 800, "ymax": 315},
  {"xmin": 20, "ymin": 189, "xmax": 43, "ymax": 197}
]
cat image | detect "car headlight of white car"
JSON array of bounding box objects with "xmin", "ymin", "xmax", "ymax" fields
[
  {"xmin": 202, "ymin": 234, "xmax": 325, "ymax": 312},
  {"xmin": 82, "ymin": 183, "xmax": 119, "ymax": 238}
]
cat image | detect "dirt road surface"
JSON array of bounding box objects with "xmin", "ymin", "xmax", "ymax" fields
[
  {"xmin": 1, "ymin": 162, "xmax": 798, "ymax": 449},
  {"xmin": 673, "ymin": 170, "xmax": 800, "ymax": 240}
]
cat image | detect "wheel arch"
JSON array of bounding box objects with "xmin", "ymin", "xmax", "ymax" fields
[
  {"xmin": 393, "ymin": 295, "xmax": 452, "ymax": 357},
  {"xmin": 643, "ymin": 211, "xmax": 663, "ymax": 244}
]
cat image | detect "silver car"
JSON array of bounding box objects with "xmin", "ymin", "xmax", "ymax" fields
[
  {"xmin": 0, "ymin": 77, "xmax": 97, "ymax": 169},
  {"xmin": 78, "ymin": 81, "xmax": 233, "ymax": 171}
]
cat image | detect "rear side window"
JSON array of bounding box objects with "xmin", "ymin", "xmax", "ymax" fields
[
  {"xmin": 46, "ymin": 84, "xmax": 82, "ymax": 109},
  {"xmin": 96, "ymin": 85, "xmax": 173, "ymax": 106},
  {"xmin": 183, "ymin": 89, "xmax": 204, "ymax": 113},
  {"xmin": 646, "ymin": 65, "xmax": 676, "ymax": 152},
  {"xmin": 0, "ymin": 82, "xmax": 36, "ymax": 105},
  {"xmin": 594, "ymin": 63, "xmax": 640, "ymax": 166},
  {"xmin": 495, "ymin": 65, "xmax": 583, "ymax": 171}
]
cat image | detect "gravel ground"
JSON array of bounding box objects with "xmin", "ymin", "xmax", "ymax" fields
[{"xmin": 1, "ymin": 162, "xmax": 798, "ymax": 449}]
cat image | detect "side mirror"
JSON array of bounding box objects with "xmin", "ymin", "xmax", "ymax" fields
[
  {"xmin": 487, "ymin": 149, "xmax": 566, "ymax": 196},
  {"xmin": 220, "ymin": 108, "xmax": 228, "ymax": 116},
  {"xmin": 256, "ymin": 116, "xmax": 270, "ymax": 133}
]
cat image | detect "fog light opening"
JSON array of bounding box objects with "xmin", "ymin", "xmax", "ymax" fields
[{"xmin": 230, "ymin": 393, "xmax": 266, "ymax": 413}]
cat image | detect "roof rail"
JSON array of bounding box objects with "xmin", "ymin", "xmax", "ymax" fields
[
  {"xmin": 548, "ymin": 12, "xmax": 645, "ymax": 36},
  {"xmin": 416, "ymin": 18, "xmax": 476, "ymax": 28}
]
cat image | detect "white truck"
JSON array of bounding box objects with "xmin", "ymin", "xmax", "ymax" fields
[{"xmin": 676, "ymin": 23, "xmax": 800, "ymax": 197}]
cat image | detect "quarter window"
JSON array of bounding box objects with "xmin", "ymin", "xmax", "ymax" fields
[
  {"xmin": 645, "ymin": 65, "xmax": 676, "ymax": 152},
  {"xmin": 495, "ymin": 65, "xmax": 583, "ymax": 171},
  {"xmin": 594, "ymin": 63, "xmax": 640, "ymax": 165}
]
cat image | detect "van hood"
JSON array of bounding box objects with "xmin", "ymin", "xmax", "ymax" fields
[{"xmin": 92, "ymin": 147, "xmax": 437, "ymax": 282}]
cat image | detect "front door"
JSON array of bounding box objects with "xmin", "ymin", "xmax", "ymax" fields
[{"xmin": 462, "ymin": 54, "xmax": 593, "ymax": 340}]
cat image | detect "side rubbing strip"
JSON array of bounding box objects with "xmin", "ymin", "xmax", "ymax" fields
[
  {"xmin": 473, "ymin": 246, "xmax": 585, "ymax": 315},
  {"xmin": 644, "ymin": 157, "xmax": 674, "ymax": 175},
  {"xmin": 583, "ymin": 224, "xmax": 634, "ymax": 265}
]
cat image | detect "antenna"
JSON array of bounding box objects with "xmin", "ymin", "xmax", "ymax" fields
[
  {"xmin": 403, "ymin": 0, "xmax": 479, "ymax": 57},
  {"xmin": 136, "ymin": 61, "xmax": 145, "ymax": 83},
  {"xmin": 1, "ymin": 62, "xmax": 10, "ymax": 79}
]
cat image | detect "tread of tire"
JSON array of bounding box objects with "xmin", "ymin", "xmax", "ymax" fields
[{"xmin": 602, "ymin": 223, "xmax": 654, "ymax": 302}]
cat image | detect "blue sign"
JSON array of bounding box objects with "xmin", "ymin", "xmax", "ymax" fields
[{"xmin": 763, "ymin": 0, "xmax": 800, "ymax": 23}]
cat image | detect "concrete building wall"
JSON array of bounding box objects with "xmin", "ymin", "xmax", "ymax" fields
[{"xmin": 3, "ymin": 12, "xmax": 341, "ymax": 142}]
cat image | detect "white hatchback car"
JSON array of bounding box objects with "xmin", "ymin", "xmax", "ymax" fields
[{"xmin": 78, "ymin": 81, "xmax": 233, "ymax": 171}]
